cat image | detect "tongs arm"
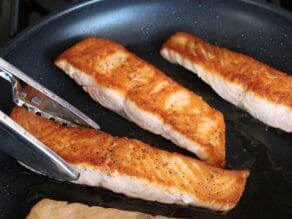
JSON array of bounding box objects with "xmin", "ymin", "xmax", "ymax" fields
[
  {"xmin": 0, "ymin": 58, "xmax": 99, "ymax": 129},
  {"xmin": 0, "ymin": 58, "xmax": 91, "ymax": 181},
  {"xmin": 0, "ymin": 110, "xmax": 79, "ymax": 181}
]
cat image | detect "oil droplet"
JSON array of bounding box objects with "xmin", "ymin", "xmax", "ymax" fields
[
  {"xmin": 240, "ymin": 113, "xmax": 248, "ymax": 119},
  {"xmin": 250, "ymin": 142, "xmax": 258, "ymax": 148},
  {"xmin": 215, "ymin": 15, "xmax": 219, "ymax": 20},
  {"xmin": 236, "ymin": 45, "xmax": 241, "ymax": 49}
]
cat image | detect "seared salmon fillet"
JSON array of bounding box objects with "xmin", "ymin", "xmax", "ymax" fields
[
  {"xmin": 11, "ymin": 107, "xmax": 249, "ymax": 212},
  {"xmin": 161, "ymin": 32, "xmax": 292, "ymax": 132},
  {"xmin": 26, "ymin": 199, "xmax": 172, "ymax": 219},
  {"xmin": 55, "ymin": 38, "xmax": 226, "ymax": 167}
]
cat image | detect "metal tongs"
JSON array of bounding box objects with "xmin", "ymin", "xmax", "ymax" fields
[{"xmin": 0, "ymin": 58, "xmax": 99, "ymax": 181}]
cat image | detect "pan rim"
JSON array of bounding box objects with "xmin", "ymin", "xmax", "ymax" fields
[
  {"xmin": 0, "ymin": 0, "xmax": 291, "ymax": 57},
  {"xmin": 0, "ymin": 0, "xmax": 291, "ymax": 217}
]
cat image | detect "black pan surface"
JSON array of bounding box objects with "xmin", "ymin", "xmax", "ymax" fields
[{"xmin": 0, "ymin": 0, "xmax": 291, "ymax": 218}]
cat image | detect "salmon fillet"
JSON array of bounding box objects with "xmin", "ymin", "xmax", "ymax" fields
[
  {"xmin": 11, "ymin": 107, "xmax": 249, "ymax": 212},
  {"xmin": 54, "ymin": 38, "xmax": 226, "ymax": 167},
  {"xmin": 161, "ymin": 32, "xmax": 292, "ymax": 132},
  {"xmin": 26, "ymin": 199, "xmax": 172, "ymax": 219}
]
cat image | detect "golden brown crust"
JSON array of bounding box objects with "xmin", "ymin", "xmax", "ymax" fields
[
  {"xmin": 55, "ymin": 38, "xmax": 225, "ymax": 167},
  {"xmin": 11, "ymin": 107, "xmax": 248, "ymax": 210},
  {"xmin": 161, "ymin": 32, "xmax": 292, "ymax": 109}
]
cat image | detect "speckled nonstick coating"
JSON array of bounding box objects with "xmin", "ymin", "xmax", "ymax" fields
[{"xmin": 0, "ymin": 0, "xmax": 291, "ymax": 218}]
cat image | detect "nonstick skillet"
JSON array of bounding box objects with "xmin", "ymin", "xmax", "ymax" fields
[{"xmin": 0, "ymin": 0, "xmax": 291, "ymax": 218}]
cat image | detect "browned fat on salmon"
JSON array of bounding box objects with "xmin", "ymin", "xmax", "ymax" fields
[
  {"xmin": 55, "ymin": 38, "xmax": 226, "ymax": 167},
  {"xmin": 26, "ymin": 199, "xmax": 172, "ymax": 219},
  {"xmin": 11, "ymin": 107, "xmax": 249, "ymax": 212},
  {"xmin": 161, "ymin": 32, "xmax": 292, "ymax": 132}
]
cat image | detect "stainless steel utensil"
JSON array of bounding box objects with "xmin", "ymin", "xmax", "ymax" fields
[{"xmin": 0, "ymin": 58, "xmax": 99, "ymax": 181}]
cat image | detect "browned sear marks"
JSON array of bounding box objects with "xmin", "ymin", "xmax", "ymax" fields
[
  {"xmin": 55, "ymin": 37, "xmax": 226, "ymax": 167},
  {"xmin": 162, "ymin": 32, "xmax": 292, "ymax": 108},
  {"xmin": 11, "ymin": 107, "xmax": 248, "ymax": 211}
]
